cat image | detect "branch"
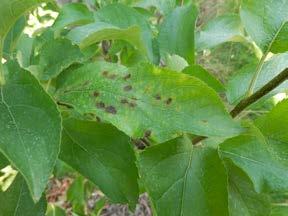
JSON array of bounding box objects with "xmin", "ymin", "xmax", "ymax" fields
[{"xmin": 192, "ymin": 67, "xmax": 288, "ymax": 145}]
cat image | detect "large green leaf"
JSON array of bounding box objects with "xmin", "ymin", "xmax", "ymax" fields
[
  {"xmin": 36, "ymin": 38, "xmax": 86, "ymax": 80},
  {"xmin": 226, "ymin": 160, "xmax": 271, "ymax": 216},
  {"xmin": 67, "ymin": 23, "xmax": 144, "ymax": 53},
  {"xmin": 219, "ymin": 125, "xmax": 288, "ymax": 193},
  {"xmin": 241, "ymin": 0, "xmax": 288, "ymax": 54},
  {"xmin": 255, "ymin": 99, "xmax": 288, "ymax": 161},
  {"xmin": 226, "ymin": 53, "xmax": 288, "ymax": 104},
  {"xmin": 138, "ymin": 137, "xmax": 229, "ymax": 216},
  {"xmin": 60, "ymin": 118, "xmax": 139, "ymax": 207},
  {"xmin": 158, "ymin": 4, "xmax": 198, "ymax": 64},
  {"xmin": 196, "ymin": 14, "xmax": 244, "ymax": 51},
  {"xmin": 53, "ymin": 3, "xmax": 94, "ymax": 31},
  {"xmin": 56, "ymin": 61, "xmax": 241, "ymax": 143},
  {"xmin": 0, "ymin": 62, "xmax": 61, "ymax": 200},
  {"xmin": 0, "ymin": 174, "xmax": 47, "ymax": 216},
  {"xmin": 92, "ymin": 3, "xmax": 155, "ymax": 62}
]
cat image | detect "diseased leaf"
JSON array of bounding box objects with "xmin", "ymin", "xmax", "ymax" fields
[
  {"xmin": 0, "ymin": 174, "xmax": 47, "ymax": 216},
  {"xmin": 138, "ymin": 137, "xmax": 229, "ymax": 216},
  {"xmin": 60, "ymin": 118, "xmax": 139, "ymax": 207},
  {"xmin": 53, "ymin": 3, "xmax": 94, "ymax": 31},
  {"xmin": 93, "ymin": 3, "xmax": 156, "ymax": 62},
  {"xmin": 196, "ymin": 14, "xmax": 244, "ymax": 51},
  {"xmin": 183, "ymin": 65, "xmax": 225, "ymax": 93},
  {"xmin": 241, "ymin": 0, "xmax": 288, "ymax": 53},
  {"xmin": 36, "ymin": 38, "xmax": 86, "ymax": 80},
  {"xmin": 56, "ymin": 61, "xmax": 242, "ymax": 143},
  {"xmin": 0, "ymin": 62, "xmax": 61, "ymax": 200},
  {"xmin": 158, "ymin": 4, "xmax": 198, "ymax": 64},
  {"xmin": 226, "ymin": 53, "xmax": 288, "ymax": 104},
  {"xmin": 219, "ymin": 124, "xmax": 288, "ymax": 193},
  {"xmin": 226, "ymin": 160, "xmax": 271, "ymax": 216},
  {"xmin": 67, "ymin": 23, "xmax": 145, "ymax": 53}
]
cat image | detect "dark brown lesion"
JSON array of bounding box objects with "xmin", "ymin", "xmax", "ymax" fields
[
  {"xmin": 128, "ymin": 102, "xmax": 137, "ymax": 108},
  {"xmin": 121, "ymin": 99, "xmax": 128, "ymax": 104},
  {"xmin": 165, "ymin": 97, "xmax": 173, "ymax": 105},
  {"xmin": 123, "ymin": 74, "xmax": 131, "ymax": 80},
  {"xmin": 96, "ymin": 102, "xmax": 105, "ymax": 109},
  {"xmin": 92, "ymin": 91, "xmax": 100, "ymax": 97},
  {"xmin": 102, "ymin": 71, "xmax": 109, "ymax": 77},
  {"xmin": 123, "ymin": 85, "xmax": 133, "ymax": 91},
  {"xmin": 105, "ymin": 106, "xmax": 117, "ymax": 114},
  {"xmin": 154, "ymin": 94, "xmax": 161, "ymax": 100}
]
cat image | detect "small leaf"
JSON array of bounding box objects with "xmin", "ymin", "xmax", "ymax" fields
[
  {"xmin": 56, "ymin": 61, "xmax": 242, "ymax": 143},
  {"xmin": 36, "ymin": 38, "xmax": 86, "ymax": 80},
  {"xmin": 136, "ymin": 0, "xmax": 177, "ymax": 15},
  {"xmin": 138, "ymin": 137, "xmax": 229, "ymax": 216},
  {"xmin": 183, "ymin": 65, "xmax": 225, "ymax": 93},
  {"xmin": 158, "ymin": 4, "xmax": 198, "ymax": 64},
  {"xmin": 0, "ymin": 174, "xmax": 47, "ymax": 216},
  {"xmin": 67, "ymin": 22, "xmax": 145, "ymax": 53},
  {"xmin": 60, "ymin": 118, "xmax": 139, "ymax": 207},
  {"xmin": 0, "ymin": 62, "xmax": 61, "ymax": 200},
  {"xmin": 226, "ymin": 53, "xmax": 288, "ymax": 104},
  {"xmin": 196, "ymin": 14, "xmax": 245, "ymax": 51},
  {"xmin": 241, "ymin": 0, "xmax": 288, "ymax": 53},
  {"xmin": 53, "ymin": 3, "xmax": 94, "ymax": 31}
]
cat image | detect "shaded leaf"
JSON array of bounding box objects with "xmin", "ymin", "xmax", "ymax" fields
[
  {"xmin": 226, "ymin": 53, "xmax": 288, "ymax": 104},
  {"xmin": 56, "ymin": 61, "xmax": 242, "ymax": 143},
  {"xmin": 138, "ymin": 137, "xmax": 229, "ymax": 216},
  {"xmin": 0, "ymin": 62, "xmax": 61, "ymax": 200},
  {"xmin": 196, "ymin": 14, "xmax": 244, "ymax": 51},
  {"xmin": 241, "ymin": 0, "xmax": 288, "ymax": 53},
  {"xmin": 0, "ymin": 174, "xmax": 47, "ymax": 216},
  {"xmin": 60, "ymin": 118, "xmax": 139, "ymax": 207},
  {"xmin": 158, "ymin": 4, "xmax": 198, "ymax": 64}
]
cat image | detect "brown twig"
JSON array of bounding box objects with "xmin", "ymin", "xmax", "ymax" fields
[{"xmin": 192, "ymin": 67, "xmax": 288, "ymax": 145}]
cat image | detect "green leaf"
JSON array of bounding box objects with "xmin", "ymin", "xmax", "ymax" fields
[
  {"xmin": 36, "ymin": 38, "xmax": 86, "ymax": 80},
  {"xmin": 56, "ymin": 61, "xmax": 242, "ymax": 143},
  {"xmin": 0, "ymin": 62, "xmax": 61, "ymax": 200},
  {"xmin": 53, "ymin": 3, "xmax": 94, "ymax": 31},
  {"xmin": 241, "ymin": 0, "xmax": 288, "ymax": 54},
  {"xmin": 67, "ymin": 23, "xmax": 145, "ymax": 54},
  {"xmin": 0, "ymin": 153, "xmax": 9, "ymax": 169},
  {"xmin": 196, "ymin": 14, "xmax": 244, "ymax": 51},
  {"xmin": 67, "ymin": 176, "xmax": 86, "ymax": 215},
  {"xmin": 183, "ymin": 65, "xmax": 225, "ymax": 93},
  {"xmin": 255, "ymin": 99, "xmax": 288, "ymax": 161},
  {"xmin": 93, "ymin": 3, "xmax": 156, "ymax": 62},
  {"xmin": 15, "ymin": 34, "xmax": 35, "ymax": 68},
  {"xmin": 136, "ymin": 0, "xmax": 176, "ymax": 15},
  {"xmin": 226, "ymin": 53, "xmax": 288, "ymax": 104},
  {"xmin": 219, "ymin": 124, "xmax": 288, "ymax": 193},
  {"xmin": 165, "ymin": 54, "xmax": 189, "ymax": 72},
  {"xmin": 158, "ymin": 4, "xmax": 198, "ymax": 64},
  {"xmin": 46, "ymin": 205, "xmax": 66, "ymax": 216},
  {"xmin": 60, "ymin": 118, "xmax": 139, "ymax": 207},
  {"xmin": 3, "ymin": 16, "xmax": 26, "ymax": 59},
  {"xmin": 226, "ymin": 160, "xmax": 271, "ymax": 216},
  {"xmin": 0, "ymin": 174, "xmax": 47, "ymax": 216},
  {"xmin": 138, "ymin": 137, "xmax": 229, "ymax": 216}
]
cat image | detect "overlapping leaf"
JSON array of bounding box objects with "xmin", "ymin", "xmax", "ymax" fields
[
  {"xmin": 56, "ymin": 61, "xmax": 241, "ymax": 142},
  {"xmin": 0, "ymin": 174, "xmax": 47, "ymax": 216},
  {"xmin": 60, "ymin": 118, "xmax": 139, "ymax": 207},
  {"xmin": 0, "ymin": 62, "xmax": 61, "ymax": 200},
  {"xmin": 138, "ymin": 137, "xmax": 229, "ymax": 216}
]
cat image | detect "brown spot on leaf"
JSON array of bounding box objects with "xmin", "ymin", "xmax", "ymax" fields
[
  {"xmin": 154, "ymin": 94, "xmax": 161, "ymax": 100},
  {"xmin": 102, "ymin": 71, "xmax": 109, "ymax": 77},
  {"xmin": 105, "ymin": 106, "xmax": 117, "ymax": 114},
  {"xmin": 108, "ymin": 74, "xmax": 117, "ymax": 80},
  {"xmin": 166, "ymin": 98, "xmax": 173, "ymax": 105},
  {"xmin": 93, "ymin": 91, "xmax": 100, "ymax": 97},
  {"xmin": 144, "ymin": 130, "xmax": 152, "ymax": 137},
  {"xmin": 202, "ymin": 120, "xmax": 208, "ymax": 123},
  {"xmin": 129, "ymin": 102, "xmax": 137, "ymax": 108},
  {"xmin": 123, "ymin": 85, "xmax": 132, "ymax": 91},
  {"xmin": 96, "ymin": 102, "xmax": 105, "ymax": 109},
  {"xmin": 121, "ymin": 99, "xmax": 128, "ymax": 104},
  {"xmin": 123, "ymin": 74, "xmax": 131, "ymax": 80}
]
